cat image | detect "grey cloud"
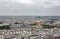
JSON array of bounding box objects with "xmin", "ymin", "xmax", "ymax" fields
[{"xmin": 0, "ymin": 0, "xmax": 60, "ymax": 16}]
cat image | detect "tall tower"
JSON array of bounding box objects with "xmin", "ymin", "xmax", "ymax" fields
[
  {"xmin": 36, "ymin": 16, "xmax": 43, "ymax": 29},
  {"xmin": 31, "ymin": 16, "xmax": 43, "ymax": 34}
]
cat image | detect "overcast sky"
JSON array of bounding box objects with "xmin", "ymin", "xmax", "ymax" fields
[{"xmin": 0, "ymin": 0, "xmax": 60, "ymax": 16}]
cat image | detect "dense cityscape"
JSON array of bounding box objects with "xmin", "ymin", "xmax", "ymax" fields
[{"xmin": 0, "ymin": 16, "xmax": 60, "ymax": 39}]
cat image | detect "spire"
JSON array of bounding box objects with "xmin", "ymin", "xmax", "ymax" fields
[{"xmin": 36, "ymin": 16, "xmax": 43, "ymax": 29}]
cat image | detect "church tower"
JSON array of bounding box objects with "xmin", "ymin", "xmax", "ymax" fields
[
  {"xmin": 31, "ymin": 16, "xmax": 43, "ymax": 34},
  {"xmin": 36, "ymin": 16, "xmax": 43, "ymax": 29}
]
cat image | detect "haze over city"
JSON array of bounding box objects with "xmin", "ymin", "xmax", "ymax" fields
[{"xmin": 0, "ymin": 0, "xmax": 60, "ymax": 39}]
